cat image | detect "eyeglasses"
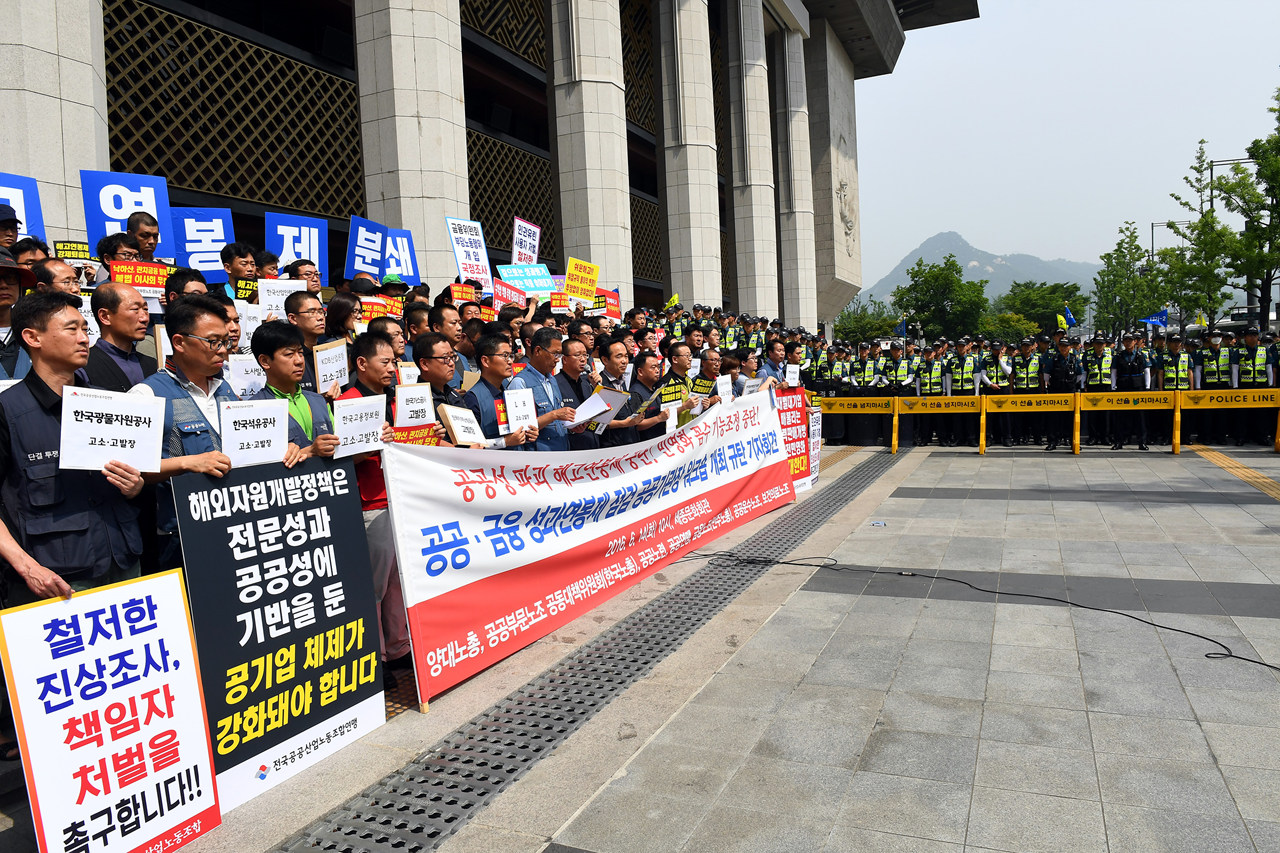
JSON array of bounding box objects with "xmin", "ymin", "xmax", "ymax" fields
[
  {"xmin": 51, "ymin": 277, "xmax": 78, "ymax": 286},
  {"xmin": 424, "ymin": 353, "xmax": 458, "ymax": 362},
  {"xmin": 293, "ymin": 308, "xmax": 326, "ymax": 316},
  {"xmin": 184, "ymin": 334, "xmax": 231, "ymax": 351},
  {"xmin": 491, "ymin": 351, "xmax": 513, "ymax": 361},
  {"xmin": 111, "ymin": 252, "xmax": 141, "ymax": 261}
]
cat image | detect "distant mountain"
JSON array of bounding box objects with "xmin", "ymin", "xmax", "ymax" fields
[{"xmin": 862, "ymin": 232, "xmax": 1101, "ymax": 305}]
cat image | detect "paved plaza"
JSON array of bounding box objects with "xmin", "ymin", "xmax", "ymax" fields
[{"xmin": 7, "ymin": 444, "xmax": 1280, "ymax": 852}]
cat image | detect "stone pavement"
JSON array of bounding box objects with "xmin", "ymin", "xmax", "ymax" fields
[{"xmin": 6, "ymin": 444, "xmax": 1280, "ymax": 852}]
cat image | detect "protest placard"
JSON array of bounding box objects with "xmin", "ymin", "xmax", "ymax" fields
[
  {"xmin": 395, "ymin": 361, "xmax": 418, "ymax": 386},
  {"xmin": 393, "ymin": 384, "xmax": 435, "ymax": 428},
  {"xmin": 774, "ymin": 387, "xmax": 810, "ymax": 491},
  {"xmin": 61, "ymin": 388, "xmax": 164, "ymax": 473},
  {"xmin": 265, "ymin": 212, "xmax": 327, "ymax": 277},
  {"xmin": 237, "ymin": 302, "xmax": 263, "ymax": 347},
  {"xmin": 0, "ymin": 570, "xmax": 221, "ymax": 853},
  {"xmin": 258, "ymin": 281, "xmax": 305, "ymax": 318},
  {"xmin": 445, "ymin": 218, "xmax": 492, "ymax": 291},
  {"xmin": 785, "ymin": 364, "xmax": 801, "ymax": 386},
  {"xmin": 590, "ymin": 287, "xmax": 622, "ymax": 319},
  {"xmin": 503, "ymin": 387, "xmax": 538, "ymax": 434},
  {"xmin": 495, "ymin": 264, "xmax": 556, "ymax": 298},
  {"xmin": 333, "ymin": 396, "xmax": 385, "ymax": 458},
  {"xmin": 80, "ymin": 170, "xmax": 174, "ymax": 256},
  {"xmin": 563, "ymin": 257, "xmax": 599, "ymax": 305},
  {"xmin": 171, "ymin": 459, "xmax": 383, "ymax": 810},
  {"xmin": 491, "ymin": 278, "xmax": 526, "ymax": 308},
  {"xmin": 234, "ymin": 280, "xmax": 258, "ymax": 301},
  {"xmin": 312, "ymin": 340, "xmax": 349, "ymax": 393},
  {"xmin": 392, "ymin": 425, "xmax": 442, "ymax": 447},
  {"xmin": 223, "ymin": 354, "xmax": 266, "ymax": 400},
  {"xmin": 171, "ymin": 208, "xmax": 233, "ymax": 283},
  {"xmin": 0, "ymin": 172, "xmax": 45, "ymax": 240},
  {"xmin": 54, "ymin": 240, "xmax": 94, "ymax": 263},
  {"xmin": 221, "ymin": 400, "xmax": 289, "ymax": 468},
  {"xmin": 449, "ymin": 282, "xmax": 477, "ymax": 303},
  {"xmin": 511, "ymin": 217, "xmax": 540, "ymax": 265},
  {"xmin": 109, "ymin": 261, "xmax": 171, "ymax": 301},
  {"xmin": 437, "ymin": 405, "xmax": 486, "ymax": 445}
]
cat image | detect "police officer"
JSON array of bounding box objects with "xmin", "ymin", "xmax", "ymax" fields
[
  {"xmin": 916, "ymin": 342, "xmax": 949, "ymax": 445},
  {"xmin": 883, "ymin": 340, "xmax": 912, "ymax": 444},
  {"xmin": 951, "ymin": 339, "xmax": 981, "ymax": 446},
  {"xmin": 1156, "ymin": 333, "xmax": 1193, "ymax": 445},
  {"xmin": 1081, "ymin": 333, "xmax": 1114, "ymax": 445},
  {"xmin": 1195, "ymin": 330, "xmax": 1232, "ymax": 444},
  {"xmin": 981, "ymin": 340, "xmax": 1012, "ymax": 446},
  {"xmin": 1234, "ymin": 325, "xmax": 1276, "ymax": 445},
  {"xmin": 1113, "ymin": 332, "xmax": 1150, "ymax": 450},
  {"xmin": 1042, "ymin": 335, "xmax": 1082, "ymax": 451},
  {"xmin": 1010, "ymin": 338, "xmax": 1043, "ymax": 445}
]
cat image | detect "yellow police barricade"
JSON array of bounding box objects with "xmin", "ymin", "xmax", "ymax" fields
[
  {"xmin": 1178, "ymin": 388, "xmax": 1280, "ymax": 454},
  {"xmin": 1076, "ymin": 391, "xmax": 1178, "ymax": 452},
  {"xmin": 898, "ymin": 396, "xmax": 983, "ymax": 455},
  {"xmin": 981, "ymin": 393, "xmax": 1078, "ymax": 453},
  {"xmin": 816, "ymin": 395, "xmax": 898, "ymax": 452}
]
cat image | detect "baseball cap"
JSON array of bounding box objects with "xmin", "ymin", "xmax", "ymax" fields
[
  {"xmin": 0, "ymin": 204, "xmax": 20, "ymax": 225},
  {"xmin": 0, "ymin": 247, "xmax": 36, "ymax": 290}
]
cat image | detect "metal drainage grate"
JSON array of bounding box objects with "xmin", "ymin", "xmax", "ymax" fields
[{"xmin": 279, "ymin": 450, "xmax": 901, "ymax": 852}]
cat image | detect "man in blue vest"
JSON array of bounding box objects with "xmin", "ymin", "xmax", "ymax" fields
[
  {"xmin": 0, "ymin": 289, "xmax": 148, "ymax": 760},
  {"xmin": 464, "ymin": 334, "xmax": 539, "ymax": 448},
  {"xmin": 508, "ymin": 326, "xmax": 576, "ymax": 451}
]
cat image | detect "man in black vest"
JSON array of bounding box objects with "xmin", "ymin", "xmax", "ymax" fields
[{"xmin": 79, "ymin": 281, "xmax": 157, "ymax": 391}]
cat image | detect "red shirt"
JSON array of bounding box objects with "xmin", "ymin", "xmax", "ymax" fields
[{"xmin": 337, "ymin": 385, "xmax": 389, "ymax": 511}]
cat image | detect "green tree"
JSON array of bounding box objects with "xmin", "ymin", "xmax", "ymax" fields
[
  {"xmin": 834, "ymin": 296, "xmax": 898, "ymax": 343},
  {"xmin": 1213, "ymin": 88, "xmax": 1280, "ymax": 329},
  {"xmin": 991, "ymin": 280, "xmax": 1091, "ymax": 333},
  {"xmin": 1164, "ymin": 141, "xmax": 1237, "ymax": 333},
  {"xmin": 1092, "ymin": 222, "xmax": 1164, "ymax": 335},
  {"xmin": 889, "ymin": 254, "xmax": 988, "ymax": 341},
  {"xmin": 977, "ymin": 312, "xmax": 1039, "ymax": 344}
]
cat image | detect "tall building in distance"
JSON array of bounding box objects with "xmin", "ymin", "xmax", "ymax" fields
[{"xmin": 4, "ymin": 0, "xmax": 977, "ymax": 327}]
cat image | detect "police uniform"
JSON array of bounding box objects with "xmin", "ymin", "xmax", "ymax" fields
[
  {"xmin": 1155, "ymin": 339, "xmax": 1192, "ymax": 444},
  {"xmin": 981, "ymin": 345, "xmax": 1012, "ymax": 446},
  {"xmin": 1042, "ymin": 343, "xmax": 1081, "ymax": 450},
  {"xmin": 951, "ymin": 348, "xmax": 981, "ymax": 446},
  {"xmin": 1010, "ymin": 343, "xmax": 1043, "ymax": 445},
  {"xmin": 1113, "ymin": 341, "xmax": 1149, "ymax": 450},
  {"xmin": 1195, "ymin": 341, "xmax": 1232, "ymax": 443},
  {"xmin": 1081, "ymin": 340, "xmax": 1114, "ymax": 445}
]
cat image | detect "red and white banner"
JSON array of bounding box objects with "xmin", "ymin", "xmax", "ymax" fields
[
  {"xmin": 775, "ymin": 388, "xmax": 812, "ymax": 492},
  {"xmin": 382, "ymin": 394, "xmax": 795, "ymax": 700}
]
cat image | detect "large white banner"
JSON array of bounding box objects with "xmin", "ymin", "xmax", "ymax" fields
[{"xmin": 382, "ymin": 394, "xmax": 796, "ymax": 700}]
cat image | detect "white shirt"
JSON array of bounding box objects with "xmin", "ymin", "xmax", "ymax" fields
[{"xmin": 129, "ymin": 367, "xmax": 226, "ymax": 434}]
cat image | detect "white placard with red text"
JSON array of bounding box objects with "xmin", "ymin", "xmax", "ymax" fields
[
  {"xmin": 381, "ymin": 394, "xmax": 795, "ymax": 701},
  {"xmin": 511, "ymin": 217, "xmax": 540, "ymax": 265},
  {"xmin": 0, "ymin": 570, "xmax": 220, "ymax": 853}
]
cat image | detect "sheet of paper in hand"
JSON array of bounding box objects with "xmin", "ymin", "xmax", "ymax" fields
[
  {"xmin": 220, "ymin": 399, "xmax": 288, "ymax": 467},
  {"xmin": 60, "ymin": 387, "xmax": 164, "ymax": 472}
]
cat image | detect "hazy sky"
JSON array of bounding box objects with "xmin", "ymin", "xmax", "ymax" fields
[{"xmin": 855, "ymin": 0, "xmax": 1280, "ymax": 286}]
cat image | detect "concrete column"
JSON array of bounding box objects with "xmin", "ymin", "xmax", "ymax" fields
[
  {"xmin": 355, "ymin": 0, "xmax": 469, "ymax": 282},
  {"xmin": 725, "ymin": 0, "xmax": 777, "ymax": 319},
  {"xmin": 657, "ymin": 0, "xmax": 721, "ymax": 307},
  {"xmin": 0, "ymin": 0, "xmax": 109, "ymax": 242},
  {"xmin": 549, "ymin": 0, "xmax": 634, "ymax": 303},
  {"xmin": 772, "ymin": 29, "xmax": 817, "ymax": 328},
  {"xmin": 805, "ymin": 19, "xmax": 861, "ymax": 322}
]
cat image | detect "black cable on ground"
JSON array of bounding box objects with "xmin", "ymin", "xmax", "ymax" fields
[{"xmin": 679, "ymin": 549, "xmax": 1280, "ymax": 674}]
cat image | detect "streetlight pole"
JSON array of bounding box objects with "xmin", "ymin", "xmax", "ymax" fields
[
  {"xmin": 1150, "ymin": 220, "xmax": 1192, "ymax": 262},
  {"xmin": 1208, "ymin": 157, "xmax": 1255, "ymax": 209}
]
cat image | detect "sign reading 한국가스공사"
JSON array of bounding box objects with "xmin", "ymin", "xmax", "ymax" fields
[{"xmin": 171, "ymin": 458, "xmax": 385, "ymax": 811}]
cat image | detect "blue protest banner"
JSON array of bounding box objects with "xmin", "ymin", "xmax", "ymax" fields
[
  {"xmin": 0, "ymin": 173, "xmax": 45, "ymax": 240},
  {"xmin": 496, "ymin": 263, "xmax": 557, "ymax": 294},
  {"xmin": 383, "ymin": 227, "xmax": 420, "ymax": 287},
  {"xmin": 345, "ymin": 215, "xmax": 386, "ymax": 280},
  {"xmin": 79, "ymin": 170, "xmax": 174, "ymax": 257},
  {"xmin": 265, "ymin": 212, "xmax": 329, "ymax": 281},
  {"xmin": 1140, "ymin": 309, "xmax": 1169, "ymax": 327},
  {"xmin": 171, "ymin": 207, "xmax": 234, "ymax": 283}
]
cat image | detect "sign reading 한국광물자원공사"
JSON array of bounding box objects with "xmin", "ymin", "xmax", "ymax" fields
[
  {"xmin": 0, "ymin": 570, "xmax": 221, "ymax": 853},
  {"xmin": 171, "ymin": 458, "xmax": 385, "ymax": 811}
]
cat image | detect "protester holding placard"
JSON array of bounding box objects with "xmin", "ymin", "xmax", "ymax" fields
[
  {"xmin": 429, "ymin": 303, "xmax": 469, "ymax": 389},
  {"xmin": 284, "ymin": 290, "xmax": 328, "ymax": 394},
  {"xmin": 412, "ymin": 331, "xmax": 468, "ymax": 435},
  {"xmin": 92, "ymin": 231, "xmax": 142, "ymax": 283},
  {"xmin": 78, "ymin": 282, "xmax": 155, "ymax": 391},
  {"xmin": 131, "ymin": 295, "xmax": 241, "ymax": 571},
  {"xmin": 658, "ymin": 342, "xmax": 701, "ymax": 428},
  {"xmin": 217, "ymin": 242, "xmax": 257, "ymax": 299},
  {"xmin": 463, "ymin": 334, "xmax": 537, "ymax": 448},
  {"xmin": 249, "ymin": 322, "xmax": 339, "ymax": 459},
  {"xmin": 599, "ymin": 337, "xmax": 643, "ymax": 447},
  {"xmin": 508, "ymin": 327, "xmax": 574, "ymax": 451},
  {"xmin": 629, "ymin": 350, "xmax": 671, "ymax": 442},
  {"xmin": 0, "ymin": 251, "xmax": 35, "ymax": 380},
  {"xmin": 557, "ymin": 338, "xmax": 601, "ymax": 451},
  {"xmin": 336, "ymin": 331, "xmax": 410, "ymax": 680}
]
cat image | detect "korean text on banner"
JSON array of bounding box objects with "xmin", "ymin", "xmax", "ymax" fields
[
  {"xmin": 511, "ymin": 217, "xmax": 540, "ymax": 265},
  {"xmin": 383, "ymin": 227, "xmax": 419, "ymax": 287},
  {"xmin": 563, "ymin": 257, "xmax": 599, "ymax": 305},
  {"xmin": 110, "ymin": 261, "xmax": 171, "ymax": 301},
  {"xmin": 61, "ymin": 387, "xmax": 164, "ymax": 473},
  {"xmin": 496, "ymin": 264, "xmax": 557, "ymax": 298},
  {"xmin": 0, "ymin": 172, "xmax": 45, "ymax": 240},
  {"xmin": 394, "ymin": 384, "xmax": 436, "ymax": 428},
  {"xmin": 221, "ymin": 399, "xmax": 289, "ymax": 468},
  {"xmin": 171, "ymin": 459, "xmax": 384, "ymax": 811},
  {"xmin": 590, "ymin": 288, "xmax": 621, "ymax": 320},
  {"xmin": 446, "ymin": 217, "xmax": 492, "ymax": 292},
  {"xmin": 333, "ymin": 396, "xmax": 385, "ymax": 458},
  {"xmin": 265, "ymin": 213, "xmax": 328, "ymax": 281},
  {"xmin": 491, "ymin": 279, "xmax": 526, "ymax": 308},
  {"xmin": 381, "ymin": 394, "xmax": 796, "ymax": 701},
  {"xmin": 774, "ymin": 388, "xmax": 810, "ymax": 491},
  {"xmin": 171, "ymin": 208, "xmax": 234, "ymax": 283},
  {"xmin": 313, "ymin": 340, "xmax": 350, "ymax": 394},
  {"xmin": 80, "ymin": 170, "xmax": 174, "ymax": 256},
  {"xmin": 0, "ymin": 570, "xmax": 221, "ymax": 853}
]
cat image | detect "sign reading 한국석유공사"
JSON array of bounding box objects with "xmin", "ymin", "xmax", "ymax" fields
[
  {"xmin": 171, "ymin": 458, "xmax": 385, "ymax": 811},
  {"xmin": 171, "ymin": 208, "xmax": 234, "ymax": 284},
  {"xmin": 80, "ymin": 170, "xmax": 174, "ymax": 257}
]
